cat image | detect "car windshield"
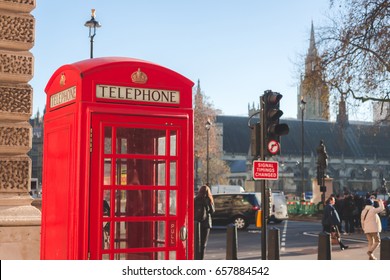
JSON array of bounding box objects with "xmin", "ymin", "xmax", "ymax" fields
[{"xmin": 254, "ymin": 193, "xmax": 261, "ymax": 207}]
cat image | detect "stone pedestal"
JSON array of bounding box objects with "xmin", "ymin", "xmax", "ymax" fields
[
  {"xmin": 0, "ymin": 0, "xmax": 40, "ymax": 260},
  {"xmin": 311, "ymin": 177, "xmax": 333, "ymax": 204},
  {"xmin": 0, "ymin": 193, "xmax": 41, "ymax": 259}
]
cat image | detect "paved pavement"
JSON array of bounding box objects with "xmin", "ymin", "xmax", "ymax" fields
[
  {"xmin": 282, "ymin": 233, "xmax": 388, "ymax": 260},
  {"xmin": 206, "ymin": 215, "xmax": 390, "ymax": 260},
  {"xmin": 283, "ymin": 216, "xmax": 390, "ymax": 260}
]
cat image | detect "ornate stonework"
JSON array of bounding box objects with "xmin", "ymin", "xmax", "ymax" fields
[
  {"xmin": 0, "ymin": 0, "xmax": 35, "ymax": 13},
  {"xmin": 0, "ymin": 11, "xmax": 35, "ymax": 50},
  {"xmin": 0, "ymin": 122, "xmax": 31, "ymax": 153},
  {"xmin": 0, "ymin": 83, "xmax": 32, "ymax": 119},
  {"xmin": 0, "ymin": 50, "xmax": 34, "ymax": 83},
  {"xmin": 0, "ymin": 156, "xmax": 30, "ymax": 192}
]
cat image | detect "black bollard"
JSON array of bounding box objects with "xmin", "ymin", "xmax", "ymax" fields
[
  {"xmin": 380, "ymin": 236, "xmax": 390, "ymax": 260},
  {"xmin": 194, "ymin": 221, "xmax": 201, "ymax": 260},
  {"xmin": 268, "ymin": 227, "xmax": 280, "ymax": 260},
  {"xmin": 318, "ymin": 231, "xmax": 331, "ymax": 260},
  {"xmin": 226, "ymin": 223, "xmax": 238, "ymax": 260}
]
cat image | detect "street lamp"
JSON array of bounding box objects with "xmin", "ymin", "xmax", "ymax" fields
[
  {"xmin": 205, "ymin": 119, "xmax": 212, "ymax": 186},
  {"xmin": 300, "ymin": 98, "xmax": 306, "ymax": 197},
  {"xmin": 84, "ymin": 9, "xmax": 101, "ymax": 59}
]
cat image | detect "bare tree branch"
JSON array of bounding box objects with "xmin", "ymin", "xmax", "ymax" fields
[{"xmin": 317, "ymin": 0, "xmax": 390, "ymax": 108}]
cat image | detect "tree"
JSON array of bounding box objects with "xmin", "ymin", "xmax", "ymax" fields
[
  {"xmin": 317, "ymin": 0, "xmax": 389, "ymax": 114},
  {"xmin": 193, "ymin": 80, "xmax": 230, "ymax": 189}
]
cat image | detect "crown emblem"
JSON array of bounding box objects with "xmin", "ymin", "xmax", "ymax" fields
[
  {"xmin": 131, "ymin": 68, "xmax": 148, "ymax": 84},
  {"xmin": 60, "ymin": 73, "xmax": 66, "ymax": 86}
]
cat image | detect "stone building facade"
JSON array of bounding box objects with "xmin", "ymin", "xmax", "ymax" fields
[{"xmin": 0, "ymin": 0, "xmax": 40, "ymax": 260}]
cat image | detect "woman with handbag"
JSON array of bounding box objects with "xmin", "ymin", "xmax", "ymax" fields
[
  {"xmin": 194, "ymin": 185, "xmax": 215, "ymax": 260},
  {"xmin": 322, "ymin": 196, "xmax": 349, "ymax": 250}
]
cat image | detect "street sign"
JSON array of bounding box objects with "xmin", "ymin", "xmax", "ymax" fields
[
  {"xmin": 267, "ymin": 140, "xmax": 280, "ymax": 155},
  {"xmin": 253, "ymin": 160, "xmax": 279, "ymax": 180}
]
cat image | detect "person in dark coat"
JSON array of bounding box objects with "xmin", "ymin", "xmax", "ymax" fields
[
  {"xmin": 353, "ymin": 194, "xmax": 364, "ymax": 231},
  {"xmin": 343, "ymin": 194, "xmax": 356, "ymax": 234},
  {"xmin": 194, "ymin": 185, "xmax": 215, "ymax": 260},
  {"xmin": 322, "ymin": 196, "xmax": 349, "ymax": 250},
  {"xmin": 334, "ymin": 194, "xmax": 344, "ymax": 232}
]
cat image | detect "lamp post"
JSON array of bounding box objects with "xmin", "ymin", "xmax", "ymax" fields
[
  {"xmin": 84, "ymin": 9, "xmax": 101, "ymax": 59},
  {"xmin": 300, "ymin": 98, "xmax": 306, "ymax": 197},
  {"xmin": 205, "ymin": 119, "xmax": 212, "ymax": 186}
]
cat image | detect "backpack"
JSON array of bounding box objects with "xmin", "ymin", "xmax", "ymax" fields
[{"xmin": 194, "ymin": 198, "xmax": 208, "ymax": 222}]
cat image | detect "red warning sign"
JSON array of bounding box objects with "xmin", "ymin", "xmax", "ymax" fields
[{"xmin": 253, "ymin": 160, "xmax": 279, "ymax": 180}]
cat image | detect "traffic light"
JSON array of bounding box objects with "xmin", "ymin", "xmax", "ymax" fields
[
  {"xmin": 250, "ymin": 122, "xmax": 261, "ymax": 157},
  {"xmin": 261, "ymin": 90, "xmax": 289, "ymax": 156}
]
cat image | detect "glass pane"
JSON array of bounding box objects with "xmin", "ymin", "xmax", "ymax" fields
[
  {"xmin": 158, "ymin": 221, "xmax": 166, "ymax": 243},
  {"xmin": 114, "ymin": 190, "xmax": 165, "ymax": 217},
  {"xmin": 104, "ymin": 127, "xmax": 112, "ymax": 154},
  {"xmin": 115, "ymin": 159, "xmax": 133, "ymax": 186},
  {"xmin": 116, "ymin": 127, "xmax": 166, "ymax": 155},
  {"xmin": 158, "ymin": 136, "xmax": 166, "ymax": 156},
  {"xmin": 103, "ymin": 190, "xmax": 111, "ymax": 216},
  {"xmin": 158, "ymin": 162, "xmax": 166, "ymax": 186},
  {"xmin": 115, "ymin": 159, "xmax": 165, "ymax": 186},
  {"xmin": 104, "ymin": 159, "xmax": 111, "ymax": 185},
  {"xmin": 170, "ymin": 131, "xmax": 177, "ymax": 156},
  {"xmin": 157, "ymin": 190, "xmax": 166, "ymax": 215},
  {"xmin": 170, "ymin": 191, "xmax": 177, "ymax": 215},
  {"xmin": 113, "ymin": 221, "xmax": 165, "ymax": 248},
  {"xmin": 157, "ymin": 251, "xmax": 165, "ymax": 260},
  {"xmin": 169, "ymin": 251, "xmax": 176, "ymax": 260},
  {"xmin": 170, "ymin": 161, "xmax": 177, "ymax": 186},
  {"xmin": 115, "ymin": 252, "xmax": 154, "ymax": 260},
  {"xmin": 102, "ymin": 222, "xmax": 110, "ymax": 250}
]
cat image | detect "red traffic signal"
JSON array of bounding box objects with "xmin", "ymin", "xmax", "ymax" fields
[{"xmin": 262, "ymin": 90, "xmax": 289, "ymax": 156}]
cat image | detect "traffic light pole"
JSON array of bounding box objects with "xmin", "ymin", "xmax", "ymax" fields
[
  {"xmin": 260, "ymin": 95, "xmax": 267, "ymax": 260},
  {"xmin": 257, "ymin": 90, "xmax": 289, "ymax": 260}
]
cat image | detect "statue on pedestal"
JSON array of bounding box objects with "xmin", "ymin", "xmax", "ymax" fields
[{"xmin": 316, "ymin": 140, "xmax": 328, "ymax": 186}]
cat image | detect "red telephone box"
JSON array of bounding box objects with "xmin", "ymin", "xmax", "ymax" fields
[{"xmin": 41, "ymin": 57, "xmax": 194, "ymax": 260}]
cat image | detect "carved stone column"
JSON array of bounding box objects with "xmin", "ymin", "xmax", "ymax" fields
[{"xmin": 0, "ymin": 0, "xmax": 40, "ymax": 260}]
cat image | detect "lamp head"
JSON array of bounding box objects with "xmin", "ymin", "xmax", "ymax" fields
[{"xmin": 84, "ymin": 9, "xmax": 101, "ymax": 29}]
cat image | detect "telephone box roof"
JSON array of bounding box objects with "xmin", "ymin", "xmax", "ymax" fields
[{"xmin": 45, "ymin": 57, "xmax": 193, "ymax": 92}]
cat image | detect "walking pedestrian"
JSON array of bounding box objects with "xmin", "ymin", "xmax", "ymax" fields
[
  {"xmin": 194, "ymin": 185, "xmax": 215, "ymax": 260},
  {"xmin": 334, "ymin": 194, "xmax": 345, "ymax": 233},
  {"xmin": 322, "ymin": 196, "xmax": 349, "ymax": 250},
  {"xmin": 343, "ymin": 194, "xmax": 356, "ymax": 234},
  {"xmin": 361, "ymin": 198, "xmax": 385, "ymax": 260}
]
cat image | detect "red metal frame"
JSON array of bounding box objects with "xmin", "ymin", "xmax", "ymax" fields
[{"xmin": 89, "ymin": 113, "xmax": 189, "ymax": 259}]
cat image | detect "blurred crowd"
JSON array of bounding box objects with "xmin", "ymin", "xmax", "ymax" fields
[{"xmin": 333, "ymin": 191, "xmax": 390, "ymax": 234}]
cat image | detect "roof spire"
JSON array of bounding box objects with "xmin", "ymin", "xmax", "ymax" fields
[
  {"xmin": 308, "ymin": 20, "xmax": 317, "ymax": 57},
  {"xmin": 196, "ymin": 79, "xmax": 201, "ymax": 95}
]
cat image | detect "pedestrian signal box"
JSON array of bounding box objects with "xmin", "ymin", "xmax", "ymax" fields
[{"xmin": 41, "ymin": 57, "xmax": 194, "ymax": 260}]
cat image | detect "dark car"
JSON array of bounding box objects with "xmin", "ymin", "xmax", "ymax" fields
[{"xmin": 211, "ymin": 193, "xmax": 260, "ymax": 229}]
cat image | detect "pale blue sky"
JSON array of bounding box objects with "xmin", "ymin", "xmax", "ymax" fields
[{"xmin": 31, "ymin": 0, "xmax": 332, "ymax": 119}]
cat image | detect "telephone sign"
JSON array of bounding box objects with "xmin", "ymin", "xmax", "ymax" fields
[{"xmin": 253, "ymin": 160, "xmax": 279, "ymax": 180}]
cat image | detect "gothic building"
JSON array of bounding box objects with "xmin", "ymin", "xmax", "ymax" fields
[
  {"xmin": 297, "ymin": 22, "xmax": 329, "ymax": 121},
  {"xmin": 28, "ymin": 108, "xmax": 44, "ymax": 185},
  {"xmin": 216, "ymin": 23, "xmax": 390, "ymax": 197}
]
